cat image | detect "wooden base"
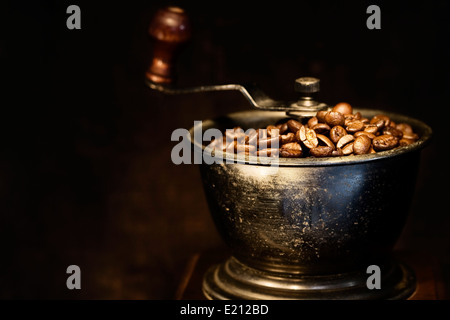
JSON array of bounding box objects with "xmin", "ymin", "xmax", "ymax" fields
[{"xmin": 175, "ymin": 248, "xmax": 443, "ymax": 300}]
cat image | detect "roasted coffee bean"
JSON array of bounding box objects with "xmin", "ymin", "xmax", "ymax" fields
[
  {"xmin": 312, "ymin": 123, "xmax": 331, "ymax": 134},
  {"xmin": 370, "ymin": 114, "xmax": 391, "ymax": 128},
  {"xmin": 382, "ymin": 126, "xmax": 403, "ymax": 139},
  {"xmin": 295, "ymin": 126, "xmax": 303, "ymax": 142},
  {"xmin": 353, "ymin": 135, "xmax": 372, "ymax": 155},
  {"xmin": 354, "ymin": 131, "xmax": 376, "ymax": 140},
  {"xmin": 396, "ymin": 123, "xmax": 414, "ymax": 135},
  {"xmin": 310, "ymin": 146, "xmax": 334, "ymax": 157},
  {"xmin": 282, "ymin": 142, "xmax": 302, "ymax": 150},
  {"xmin": 402, "ymin": 132, "xmax": 419, "ymax": 141},
  {"xmin": 360, "ymin": 117, "xmax": 370, "ymax": 124},
  {"xmin": 350, "ymin": 111, "xmax": 362, "ymax": 120},
  {"xmin": 307, "ymin": 116, "xmax": 319, "ymax": 128},
  {"xmin": 342, "ymin": 142, "xmax": 354, "ymax": 155},
  {"xmin": 336, "ymin": 134, "xmax": 355, "ymax": 149},
  {"xmin": 332, "ymin": 102, "xmax": 353, "ymax": 115},
  {"xmin": 332, "ymin": 148, "xmax": 344, "ymax": 157},
  {"xmin": 276, "ymin": 122, "xmax": 289, "ymax": 134},
  {"xmin": 316, "ymin": 110, "xmax": 328, "ymax": 123},
  {"xmin": 372, "ymin": 119, "xmax": 385, "ymax": 130},
  {"xmin": 306, "ymin": 128, "xmax": 318, "ymax": 148},
  {"xmin": 330, "ymin": 125, "xmax": 347, "ymax": 144},
  {"xmin": 317, "ymin": 134, "xmax": 335, "ymax": 149},
  {"xmin": 280, "ymin": 149, "xmax": 302, "ymax": 158},
  {"xmin": 298, "ymin": 126, "xmax": 318, "ymax": 149},
  {"xmin": 325, "ymin": 111, "xmax": 345, "ymax": 127},
  {"xmin": 280, "ymin": 132, "xmax": 295, "ymax": 145},
  {"xmin": 287, "ymin": 119, "xmax": 303, "ymax": 133},
  {"xmin": 364, "ymin": 124, "xmax": 379, "ymax": 134},
  {"xmin": 346, "ymin": 117, "xmax": 367, "ymax": 128},
  {"xmin": 280, "ymin": 142, "xmax": 302, "ymax": 158},
  {"xmin": 344, "ymin": 112, "xmax": 362, "ymax": 125},
  {"xmin": 372, "ymin": 134, "xmax": 399, "ymax": 151},
  {"xmin": 346, "ymin": 120, "xmax": 365, "ymax": 133}
]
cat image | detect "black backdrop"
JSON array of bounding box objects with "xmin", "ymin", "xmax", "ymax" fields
[{"xmin": 1, "ymin": 0, "xmax": 449, "ymax": 299}]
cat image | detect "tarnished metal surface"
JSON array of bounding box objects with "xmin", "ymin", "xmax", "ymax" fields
[
  {"xmin": 201, "ymin": 154, "xmax": 419, "ymax": 274},
  {"xmin": 189, "ymin": 108, "xmax": 432, "ymax": 299}
]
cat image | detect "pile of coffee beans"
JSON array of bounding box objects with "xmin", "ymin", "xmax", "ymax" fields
[{"xmin": 207, "ymin": 102, "xmax": 419, "ymax": 158}]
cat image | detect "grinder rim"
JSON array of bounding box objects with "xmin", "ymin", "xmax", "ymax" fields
[{"xmin": 188, "ymin": 108, "xmax": 432, "ymax": 167}]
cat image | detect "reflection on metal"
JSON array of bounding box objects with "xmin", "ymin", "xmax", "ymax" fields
[{"xmin": 203, "ymin": 256, "xmax": 416, "ymax": 300}]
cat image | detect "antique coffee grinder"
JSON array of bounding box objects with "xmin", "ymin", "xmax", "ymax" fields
[{"xmin": 145, "ymin": 6, "xmax": 432, "ymax": 299}]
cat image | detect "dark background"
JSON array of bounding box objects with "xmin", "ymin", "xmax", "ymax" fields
[{"xmin": 0, "ymin": 0, "xmax": 449, "ymax": 299}]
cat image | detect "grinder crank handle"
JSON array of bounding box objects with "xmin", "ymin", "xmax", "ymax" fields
[
  {"xmin": 144, "ymin": 6, "xmax": 328, "ymax": 116},
  {"xmin": 145, "ymin": 6, "xmax": 191, "ymax": 85},
  {"xmin": 144, "ymin": 6, "xmax": 282, "ymax": 110}
]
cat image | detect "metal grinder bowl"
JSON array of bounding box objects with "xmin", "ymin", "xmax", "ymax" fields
[{"xmin": 188, "ymin": 108, "xmax": 432, "ymax": 300}]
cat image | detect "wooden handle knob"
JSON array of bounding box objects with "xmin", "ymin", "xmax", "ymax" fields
[{"xmin": 145, "ymin": 6, "xmax": 191, "ymax": 85}]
